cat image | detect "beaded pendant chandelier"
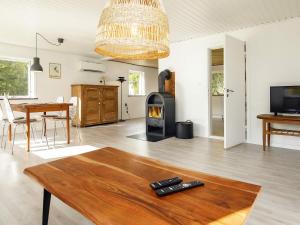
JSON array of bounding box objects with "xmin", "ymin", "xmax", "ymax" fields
[{"xmin": 95, "ymin": 0, "xmax": 170, "ymax": 60}]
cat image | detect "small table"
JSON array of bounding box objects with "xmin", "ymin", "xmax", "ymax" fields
[
  {"xmin": 257, "ymin": 114, "xmax": 300, "ymax": 151},
  {"xmin": 11, "ymin": 103, "xmax": 72, "ymax": 152},
  {"xmin": 24, "ymin": 147, "xmax": 261, "ymax": 225}
]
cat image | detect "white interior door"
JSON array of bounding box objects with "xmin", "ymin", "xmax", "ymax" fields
[{"xmin": 224, "ymin": 35, "xmax": 246, "ymax": 149}]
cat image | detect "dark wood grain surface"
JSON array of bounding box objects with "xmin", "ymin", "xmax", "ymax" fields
[
  {"xmin": 257, "ymin": 114, "xmax": 300, "ymax": 122},
  {"xmin": 24, "ymin": 147, "xmax": 261, "ymax": 225}
]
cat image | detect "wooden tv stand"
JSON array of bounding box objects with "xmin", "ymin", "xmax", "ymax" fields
[{"xmin": 257, "ymin": 114, "xmax": 300, "ymax": 150}]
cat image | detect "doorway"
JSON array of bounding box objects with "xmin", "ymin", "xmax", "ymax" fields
[
  {"xmin": 208, "ymin": 35, "xmax": 246, "ymax": 149},
  {"xmin": 210, "ymin": 48, "xmax": 224, "ymax": 138}
]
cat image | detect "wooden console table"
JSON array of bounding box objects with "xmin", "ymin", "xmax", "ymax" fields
[{"xmin": 257, "ymin": 114, "xmax": 300, "ymax": 150}]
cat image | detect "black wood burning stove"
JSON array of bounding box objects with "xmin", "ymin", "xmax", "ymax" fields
[{"xmin": 146, "ymin": 70, "xmax": 175, "ymax": 138}]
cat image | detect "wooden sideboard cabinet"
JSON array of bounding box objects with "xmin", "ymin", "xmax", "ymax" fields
[{"xmin": 71, "ymin": 84, "xmax": 118, "ymax": 127}]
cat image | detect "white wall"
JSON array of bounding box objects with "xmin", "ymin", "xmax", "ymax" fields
[
  {"xmin": 234, "ymin": 18, "xmax": 300, "ymax": 150},
  {"xmin": 160, "ymin": 34, "xmax": 224, "ymax": 137},
  {"xmin": 101, "ymin": 60, "xmax": 158, "ymax": 120},
  {"xmin": 0, "ymin": 42, "xmax": 158, "ymax": 122},
  {"xmin": 0, "ymin": 43, "xmax": 101, "ymax": 102},
  {"xmin": 160, "ymin": 18, "xmax": 300, "ymax": 150}
]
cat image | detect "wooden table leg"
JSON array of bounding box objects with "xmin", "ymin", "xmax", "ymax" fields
[
  {"xmin": 43, "ymin": 189, "xmax": 51, "ymax": 225},
  {"xmin": 66, "ymin": 107, "xmax": 70, "ymax": 144},
  {"xmin": 8, "ymin": 124, "xmax": 12, "ymax": 142},
  {"xmin": 26, "ymin": 109, "xmax": 31, "ymax": 152},
  {"xmin": 262, "ymin": 120, "xmax": 266, "ymax": 151},
  {"xmin": 267, "ymin": 122, "xmax": 271, "ymax": 147},
  {"xmin": 43, "ymin": 112, "xmax": 47, "ymax": 136}
]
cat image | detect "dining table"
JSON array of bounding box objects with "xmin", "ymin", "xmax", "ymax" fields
[{"xmin": 11, "ymin": 102, "xmax": 73, "ymax": 152}]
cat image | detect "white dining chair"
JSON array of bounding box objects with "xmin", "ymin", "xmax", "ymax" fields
[
  {"xmin": 41, "ymin": 96, "xmax": 64, "ymax": 119},
  {"xmin": 0, "ymin": 102, "xmax": 8, "ymax": 149},
  {"xmin": 41, "ymin": 96, "xmax": 65, "ymax": 138},
  {"xmin": 49, "ymin": 97, "xmax": 80, "ymax": 147},
  {"xmin": 0, "ymin": 100, "xmax": 26, "ymax": 150},
  {"xmin": 2, "ymin": 97, "xmax": 47, "ymax": 154}
]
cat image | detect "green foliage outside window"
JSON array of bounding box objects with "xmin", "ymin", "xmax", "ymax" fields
[
  {"xmin": 129, "ymin": 72, "xmax": 140, "ymax": 95},
  {"xmin": 129, "ymin": 70, "xmax": 145, "ymax": 96},
  {"xmin": 0, "ymin": 59, "xmax": 29, "ymax": 96},
  {"xmin": 211, "ymin": 72, "xmax": 224, "ymax": 96}
]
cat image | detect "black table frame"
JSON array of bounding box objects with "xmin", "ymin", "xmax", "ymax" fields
[{"xmin": 43, "ymin": 189, "xmax": 51, "ymax": 225}]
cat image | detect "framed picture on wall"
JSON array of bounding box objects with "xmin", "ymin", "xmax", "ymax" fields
[{"xmin": 49, "ymin": 63, "xmax": 61, "ymax": 79}]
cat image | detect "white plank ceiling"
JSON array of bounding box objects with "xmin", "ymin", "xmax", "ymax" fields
[{"xmin": 0, "ymin": 0, "xmax": 300, "ymax": 57}]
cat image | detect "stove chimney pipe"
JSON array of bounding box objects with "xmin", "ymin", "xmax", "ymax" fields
[{"xmin": 158, "ymin": 69, "xmax": 171, "ymax": 93}]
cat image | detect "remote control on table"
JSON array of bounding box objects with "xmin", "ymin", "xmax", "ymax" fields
[
  {"xmin": 150, "ymin": 177, "xmax": 183, "ymax": 190},
  {"xmin": 155, "ymin": 180, "xmax": 204, "ymax": 197}
]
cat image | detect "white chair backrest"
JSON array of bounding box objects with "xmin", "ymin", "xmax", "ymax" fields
[
  {"xmin": 55, "ymin": 96, "xmax": 65, "ymax": 116},
  {"xmin": 3, "ymin": 97, "xmax": 15, "ymax": 123},
  {"xmin": 69, "ymin": 97, "xmax": 78, "ymax": 106},
  {"xmin": 69, "ymin": 97, "xmax": 78, "ymax": 120},
  {"xmin": 56, "ymin": 96, "xmax": 64, "ymax": 103},
  {"xmin": 0, "ymin": 102, "xmax": 5, "ymax": 121}
]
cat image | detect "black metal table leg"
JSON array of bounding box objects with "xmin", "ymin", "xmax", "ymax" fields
[{"xmin": 43, "ymin": 189, "xmax": 51, "ymax": 225}]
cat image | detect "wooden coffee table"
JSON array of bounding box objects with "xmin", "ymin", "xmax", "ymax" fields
[{"xmin": 24, "ymin": 147, "xmax": 261, "ymax": 225}]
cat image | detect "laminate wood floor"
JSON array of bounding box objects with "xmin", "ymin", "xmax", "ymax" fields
[
  {"xmin": 0, "ymin": 118, "xmax": 299, "ymax": 225},
  {"xmin": 212, "ymin": 118, "xmax": 224, "ymax": 137}
]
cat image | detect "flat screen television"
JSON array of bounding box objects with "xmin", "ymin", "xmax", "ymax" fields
[{"xmin": 270, "ymin": 86, "xmax": 300, "ymax": 115}]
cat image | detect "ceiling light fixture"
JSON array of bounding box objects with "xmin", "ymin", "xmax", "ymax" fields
[
  {"xmin": 95, "ymin": 0, "xmax": 170, "ymax": 60},
  {"xmin": 30, "ymin": 33, "xmax": 64, "ymax": 72}
]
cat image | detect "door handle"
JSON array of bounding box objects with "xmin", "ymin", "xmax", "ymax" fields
[
  {"xmin": 225, "ymin": 88, "xmax": 235, "ymax": 98},
  {"xmin": 226, "ymin": 89, "xmax": 235, "ymax": 93}
]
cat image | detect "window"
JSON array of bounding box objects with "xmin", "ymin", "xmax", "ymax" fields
[
  {"xmin": 128, "ymin": 70, "xmax": 145, "ymax": 96},
  {"xmin": 0, "ymin": 58, "xmax": 34, "ymax": 97},
  {"xmin": 211, "ymin": 71, "xmax": 224, "ymax": 96}
]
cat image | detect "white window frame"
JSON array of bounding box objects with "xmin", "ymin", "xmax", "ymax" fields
[
  {"xmin": 0, "ymin": 57, "xmax": 36, "ymax": 99},
  {"xmin": 128, "ymin": 70, "xmax": 146, "ymax": 96}
]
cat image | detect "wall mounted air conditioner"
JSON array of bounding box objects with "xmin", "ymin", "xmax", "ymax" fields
[{"xmin": 80, "ymin": 61, "xmax": 106, "ymax": 73}]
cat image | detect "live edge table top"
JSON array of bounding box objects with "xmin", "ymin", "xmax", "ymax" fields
[{"xmin": 24, "ymin": 147, "xmax": 261, "ymax": 225}]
